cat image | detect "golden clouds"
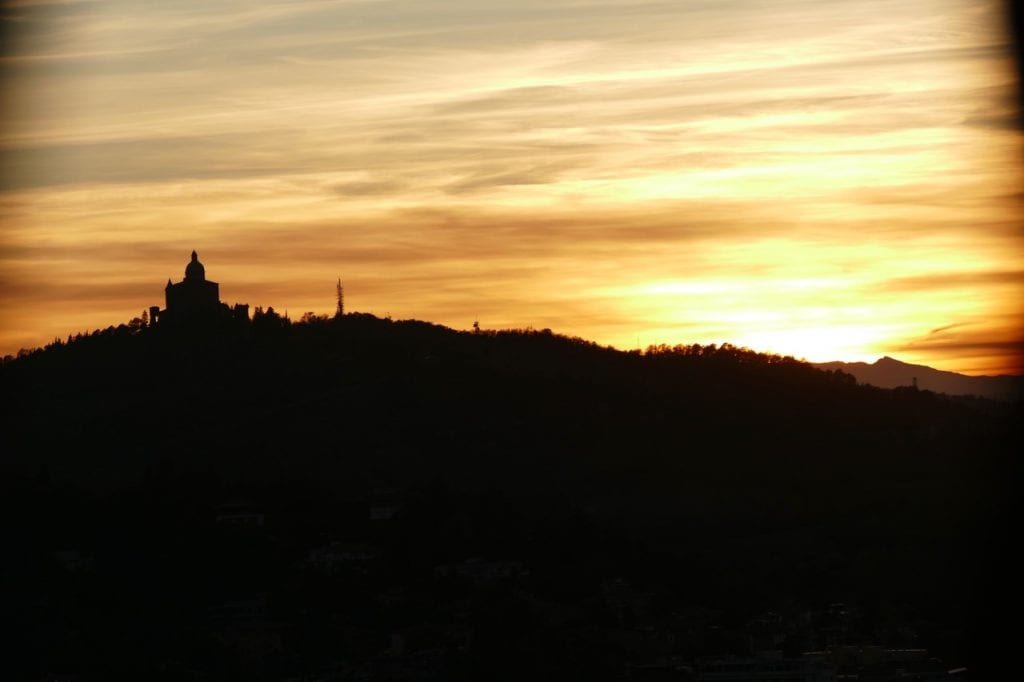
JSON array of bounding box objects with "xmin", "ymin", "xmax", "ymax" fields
[{"xmin": 1, "ymin": 0, "xmax": 1022, "ymax": 374}]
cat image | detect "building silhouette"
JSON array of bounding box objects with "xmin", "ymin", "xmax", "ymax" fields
[{"xmin": 150, "ymin": 251, "xmax": 249, "ymax": 329}]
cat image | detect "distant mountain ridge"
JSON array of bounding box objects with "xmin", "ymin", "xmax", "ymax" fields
[{"xmin": 813, "ymin": 356, "xmax": 1022, "ymax": 401}]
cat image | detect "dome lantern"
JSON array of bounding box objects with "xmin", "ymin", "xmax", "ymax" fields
[{"xmin": 185, "ymin": 250, "xmax": 206, "ymax": 281}]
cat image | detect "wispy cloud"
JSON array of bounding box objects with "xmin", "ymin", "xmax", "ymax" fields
[{"xmin": 0, "ymin": 0, "xmax": 1021, "ymax": 373}]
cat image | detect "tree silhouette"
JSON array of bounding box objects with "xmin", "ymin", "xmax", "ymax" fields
[{"xmin": 0, "ymin": 308, "xmax": 1018, "ymax": 680}]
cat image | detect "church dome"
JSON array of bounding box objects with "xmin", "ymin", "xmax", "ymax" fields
[{"xmin": 185, "ymin": 250, "xmax": 206, "ymax": 281}]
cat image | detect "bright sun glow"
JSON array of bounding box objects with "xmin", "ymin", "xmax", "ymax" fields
[{"xmin": 0, "ymin": 0, "xmax": 1021, "ymax": 375}]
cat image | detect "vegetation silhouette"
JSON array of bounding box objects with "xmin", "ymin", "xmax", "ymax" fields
[{"xmin": 1, "ymin": 309, "xmax": 1019, "ymax": 680}]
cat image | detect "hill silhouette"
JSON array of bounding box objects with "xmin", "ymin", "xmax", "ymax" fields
[
  {"xmin": 2, "ymin": 312, "xmax": 1020, "ymax": 680},
  {"xmin": 813, "ymin": 356, "xmax": 1023, "ymax": 402}
]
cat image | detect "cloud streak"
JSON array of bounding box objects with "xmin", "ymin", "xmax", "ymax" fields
[{"xmin": 1, "ymin": 0, "xmax": 1021, "ymax": 373}]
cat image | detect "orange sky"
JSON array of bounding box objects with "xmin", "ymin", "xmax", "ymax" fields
[{"xmin": 2, "ymin": 0, "xmax": 1022, "ymax": 374}]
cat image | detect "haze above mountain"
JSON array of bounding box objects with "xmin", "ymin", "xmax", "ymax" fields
[{"xmin": 812, "ymin": 356, "xmax": 1022, "ymax": 402}]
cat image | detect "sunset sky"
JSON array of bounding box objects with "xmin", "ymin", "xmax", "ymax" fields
[{"xmin": 1, "ymin": 0, "xmax": 1022, "ymax": 374}]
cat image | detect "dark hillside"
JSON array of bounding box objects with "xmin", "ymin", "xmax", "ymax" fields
[{"xmin": 2, "ymin": 314, "xmax": 1019, "ymax": 680}]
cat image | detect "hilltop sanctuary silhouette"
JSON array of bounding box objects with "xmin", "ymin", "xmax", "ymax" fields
[{"xmin": 150, "ymin": 251, "xmax": 250, "ymax": 329}]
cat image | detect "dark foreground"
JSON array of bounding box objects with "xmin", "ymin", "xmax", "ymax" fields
[{"xmin": 2, "ymin": 313, "xmax": 1020, "ymax": 680}]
